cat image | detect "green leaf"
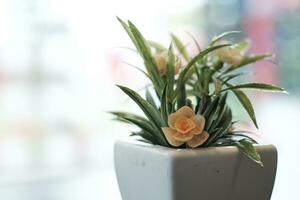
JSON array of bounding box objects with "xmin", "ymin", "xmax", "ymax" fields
[
  {"xmin": 145, "ymin": 89, "xmax": 157, "ymax": 109},
  {"xmin": 191, "ymin": 67, "xmax": 205, "ymax": 98},
  {"xmin": 208, "ymin": 93, "xmax": 228, "ymax": 131},
  {"xmin": 160, "ymin": 84, "xmax": 168, "ymax": 126},
  {"xmin": 231, "ymin": 89, "xmax": 258, "ymax": 128},
  {"xmin": 212, "ymin": 60, "xmax": 224, "ymax": 72},
  {"xmin": 118, "ymin": 85, "xmax": 161, "ymax": 126},
  {"xmin": 174, "ymin": 44, "xmax": 231, "ymax": 98},
  {"xmin": 211, "ymin": 134, "xmax": 257, "ymax": 147},
  {"xmin": 201, "ymin": 67, "xmax": 212, "ymax": 95},
  {"xmin": 210, "ymin": 31, "xmax": 241, "ymax": 46},
  {"xmin": 148, "ymin": 40, "xmax": 166, "ymax": 53},
  {"xmin": 171, "ymin": 33, "xmax": 190, "ymax": 61},
  {"xmin": 118, "ymin": 18, "xmax": 164, "ymax": 96},
  {"xmin": 223, "ymin": 133, "xmax": 258, "ymax": 144},
  {"xmin": 177, "ymin": 85, "xmax": 186, "ymax": 109},
  {"xmin": 136, "ymin": 84, "xmax": 151, "ymax": 93},
  {"xmin": 203, "ymin": 95, "xmax": 220, "ymax": 120},
  {"xmin": 211, "ymin": 137, "xmax": 262, "ymax": 167},
  {"xmin": 166, "ymin": 43, "xmax": 175, "ymax": 99},
  {"xmin": 110, "ymin": 111, "xmax": 155, "ymax": 135},
  {"xmin": 220, "ymin": 72, "xmax": 252, "ymax": 83},
  {"xmin": 186, "ymin": 31, "xmax": 201, "ymax": 52},
  {"xmin": 186, "ymin": 90, "xmax": 202, "ymax": 98},
  {"xmin": 128, "ymin": 21, "xmax": 164, "ymax": 92},
  {"xmin": 131, "ymin": 130, "xmax": 158, "ymax": 144},
  {"xmin": 186, "ymin": 98, "xmax": 193, "ymax": 108},
  {"xmin": 221, "ymin": 83, "xmax": 287, "ymax": 93},
  {"xmin": 213, "ymin": 105, "xmax": 229, "ymax": 129},
  {"xmin": 197, "ymin": 95, "xmax": 211, "ymax": 114},
  {"xmin": 225, "ymin": 54, "xmax": 273, "ymax": 73},
  {"xmin": 235, "ymin": 139, "xmax": 263, "ymax": 167},
  {"xmin": 110, "ymin": 111, "xmax": 148, "ymax": 122},
  {"xmin": 117, "ymin": 17, "xmax": 139, "ymax": 50}
]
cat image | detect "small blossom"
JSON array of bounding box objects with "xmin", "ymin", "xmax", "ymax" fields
[
  {"xmin": 154, "ymin": 53, "xmax": 181, "ymax": 76},
  {"xmin": 162, "ymin": 106, "xmax": 209, "ymax": 148},
  {"xmin": 215, "ymin": 42, "xmax": 243, "ymax": 67}
]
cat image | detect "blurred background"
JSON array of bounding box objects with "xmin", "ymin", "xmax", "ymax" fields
[{"xmin": 0, "ymin": 0, "xmax": 299, "ymax": 199}]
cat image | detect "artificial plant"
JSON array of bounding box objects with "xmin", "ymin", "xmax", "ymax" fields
[{"xmin": 111, "ymin": 18, "xmax": 286, "ymax": 166}]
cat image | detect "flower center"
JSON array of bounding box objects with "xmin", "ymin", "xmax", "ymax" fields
[{"xmin": 174, "ymin": 117, "xmax": 195, "ymax": 134}]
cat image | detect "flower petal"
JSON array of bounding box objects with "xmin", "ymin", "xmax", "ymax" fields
[
  {"xmin": 168, "ymin": 106, "xmax": 195, "ymax": 129},
  {"xmin": 187, "ymin": 131, "xmax": 209, "ymax": 148},
  {"xmin": 172, "ymin": 131, "xmax": 194, "ymax": 142},
  {"xmin": 162, "ymin": 127, "xmax": 184, "ymax": 147},
  {"xmin": 174, "ymin": 117, "xmax": 196, "ymax": 134},
  {"xmin": 189, "ymin": 115, "xmax": 205, "ymax": 135},
  {"xmin": 168, "ymin": 113, "xmax": 179, "ymax": 129},
  {"xmin": 176, "ymin": 106, "xmax": 195, "ymax": 118}
]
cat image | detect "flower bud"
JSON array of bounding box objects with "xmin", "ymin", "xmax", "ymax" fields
[{"xmin": 154, "ymin": 53, "xmax": 181, "ymax": 76}]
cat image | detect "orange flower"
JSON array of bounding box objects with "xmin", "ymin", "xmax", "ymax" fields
[
  {"xmin": 154, "ymin": 53, "xmax": 181, "ymax": 76},
  {"xmin": 162, "ymin": 106, "xmax": 209, "ymax": 148}
]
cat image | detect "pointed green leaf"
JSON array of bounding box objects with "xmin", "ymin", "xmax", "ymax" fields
[
  {"xmin": 197, "ymin": 95, "xmax": 211, "ymax": 114},
  {"xmin": 203, "ymin": 95, "xmax": 220, "ymax": 120},
  {"xmin": 110, "ymin": 111, "xmax": 148, "ymax": 122},
  {"xmin": 225, "ymin": 54, "xmax": 273, "ymax": 73},
  {"xmin": 171, "ymin": 33, "xmax": 189, "ymax": 61},
  {"xmin": 235, "ymin": 139, "xmax": 263, "ymax": 167},
  {"xmin": 224, "ymin": 133, "xmax": 258, "ymax": 144},
  {"xmin": 119, "ymin": 19, "xmax": 164, "ymax": 95},
  {"xmin": 128, "ymin": 21, "xmax": 163, "ymax": 89},
  {"xmin": 177, "ymin": 85, "xmax": 186, "ymax": 109},
  {"xmin": 231, "ymin": 89, "xmax": 258, "ymax": 128},
  {"xmin": 210, "ymin": 31, "xmax": 241, "ymax": 46},
  {"xmin": 208, "ymin": 93, "xmax": 228, "ymax": 131},
  {"xmin": 212, "ymin": 60, "xmax": 224, "ymax": 72},
  {"xmin": 145, "ymin": 89, "xmax": 157, "ymax": 109},
  {"xmin": 186, "ymin": 31, "xmax": 201, "ymax": 52},
  {"xmin": 117, "ymin": 17, "xmax": 140, "ymax": 52},
  {"xmin": 117, "ymin": 85, "xmax": 161, "ymax": 126},
  {"xmin": 110, "ymin": 111, "xmax": 155, "ymax": 135},
  {"xmin": 148, "ymin": 40, "xmax": 167, "ymax": 53},
  {"xmin": 166, "ymin": 43, "xmax": 175, "ymax": 98},
  {"xmin": 201, "ymin": 67, "xmax": 212, "ymax": 95},
  {"xmin": 131, "ymin": 130, "xmax": 158, "ymax": 144},
  {"xmin": 221, "ymin": 83, "xmax": 286, "ymax": 93},
  {"xmin": 160, "ymin": 84, "xmax": 168, "ymax": 126},
  {"xmin": 221, "ymin": 72, "xmax": 252, "ymax": 83}
]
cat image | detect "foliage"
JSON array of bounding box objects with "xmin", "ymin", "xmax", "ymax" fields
[{"xmin": 111, "ymin": 18, "xmax": 286, "ymax": 166}]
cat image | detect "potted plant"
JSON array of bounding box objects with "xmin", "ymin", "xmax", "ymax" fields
[{"xmin": 111, "ymin": 18, "xmax": 286, "ymax": 200}]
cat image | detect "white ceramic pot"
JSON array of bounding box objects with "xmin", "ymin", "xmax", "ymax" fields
[{"xmin": 114, "ymin": 138, "xmax": 277, "ymax": 200}]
